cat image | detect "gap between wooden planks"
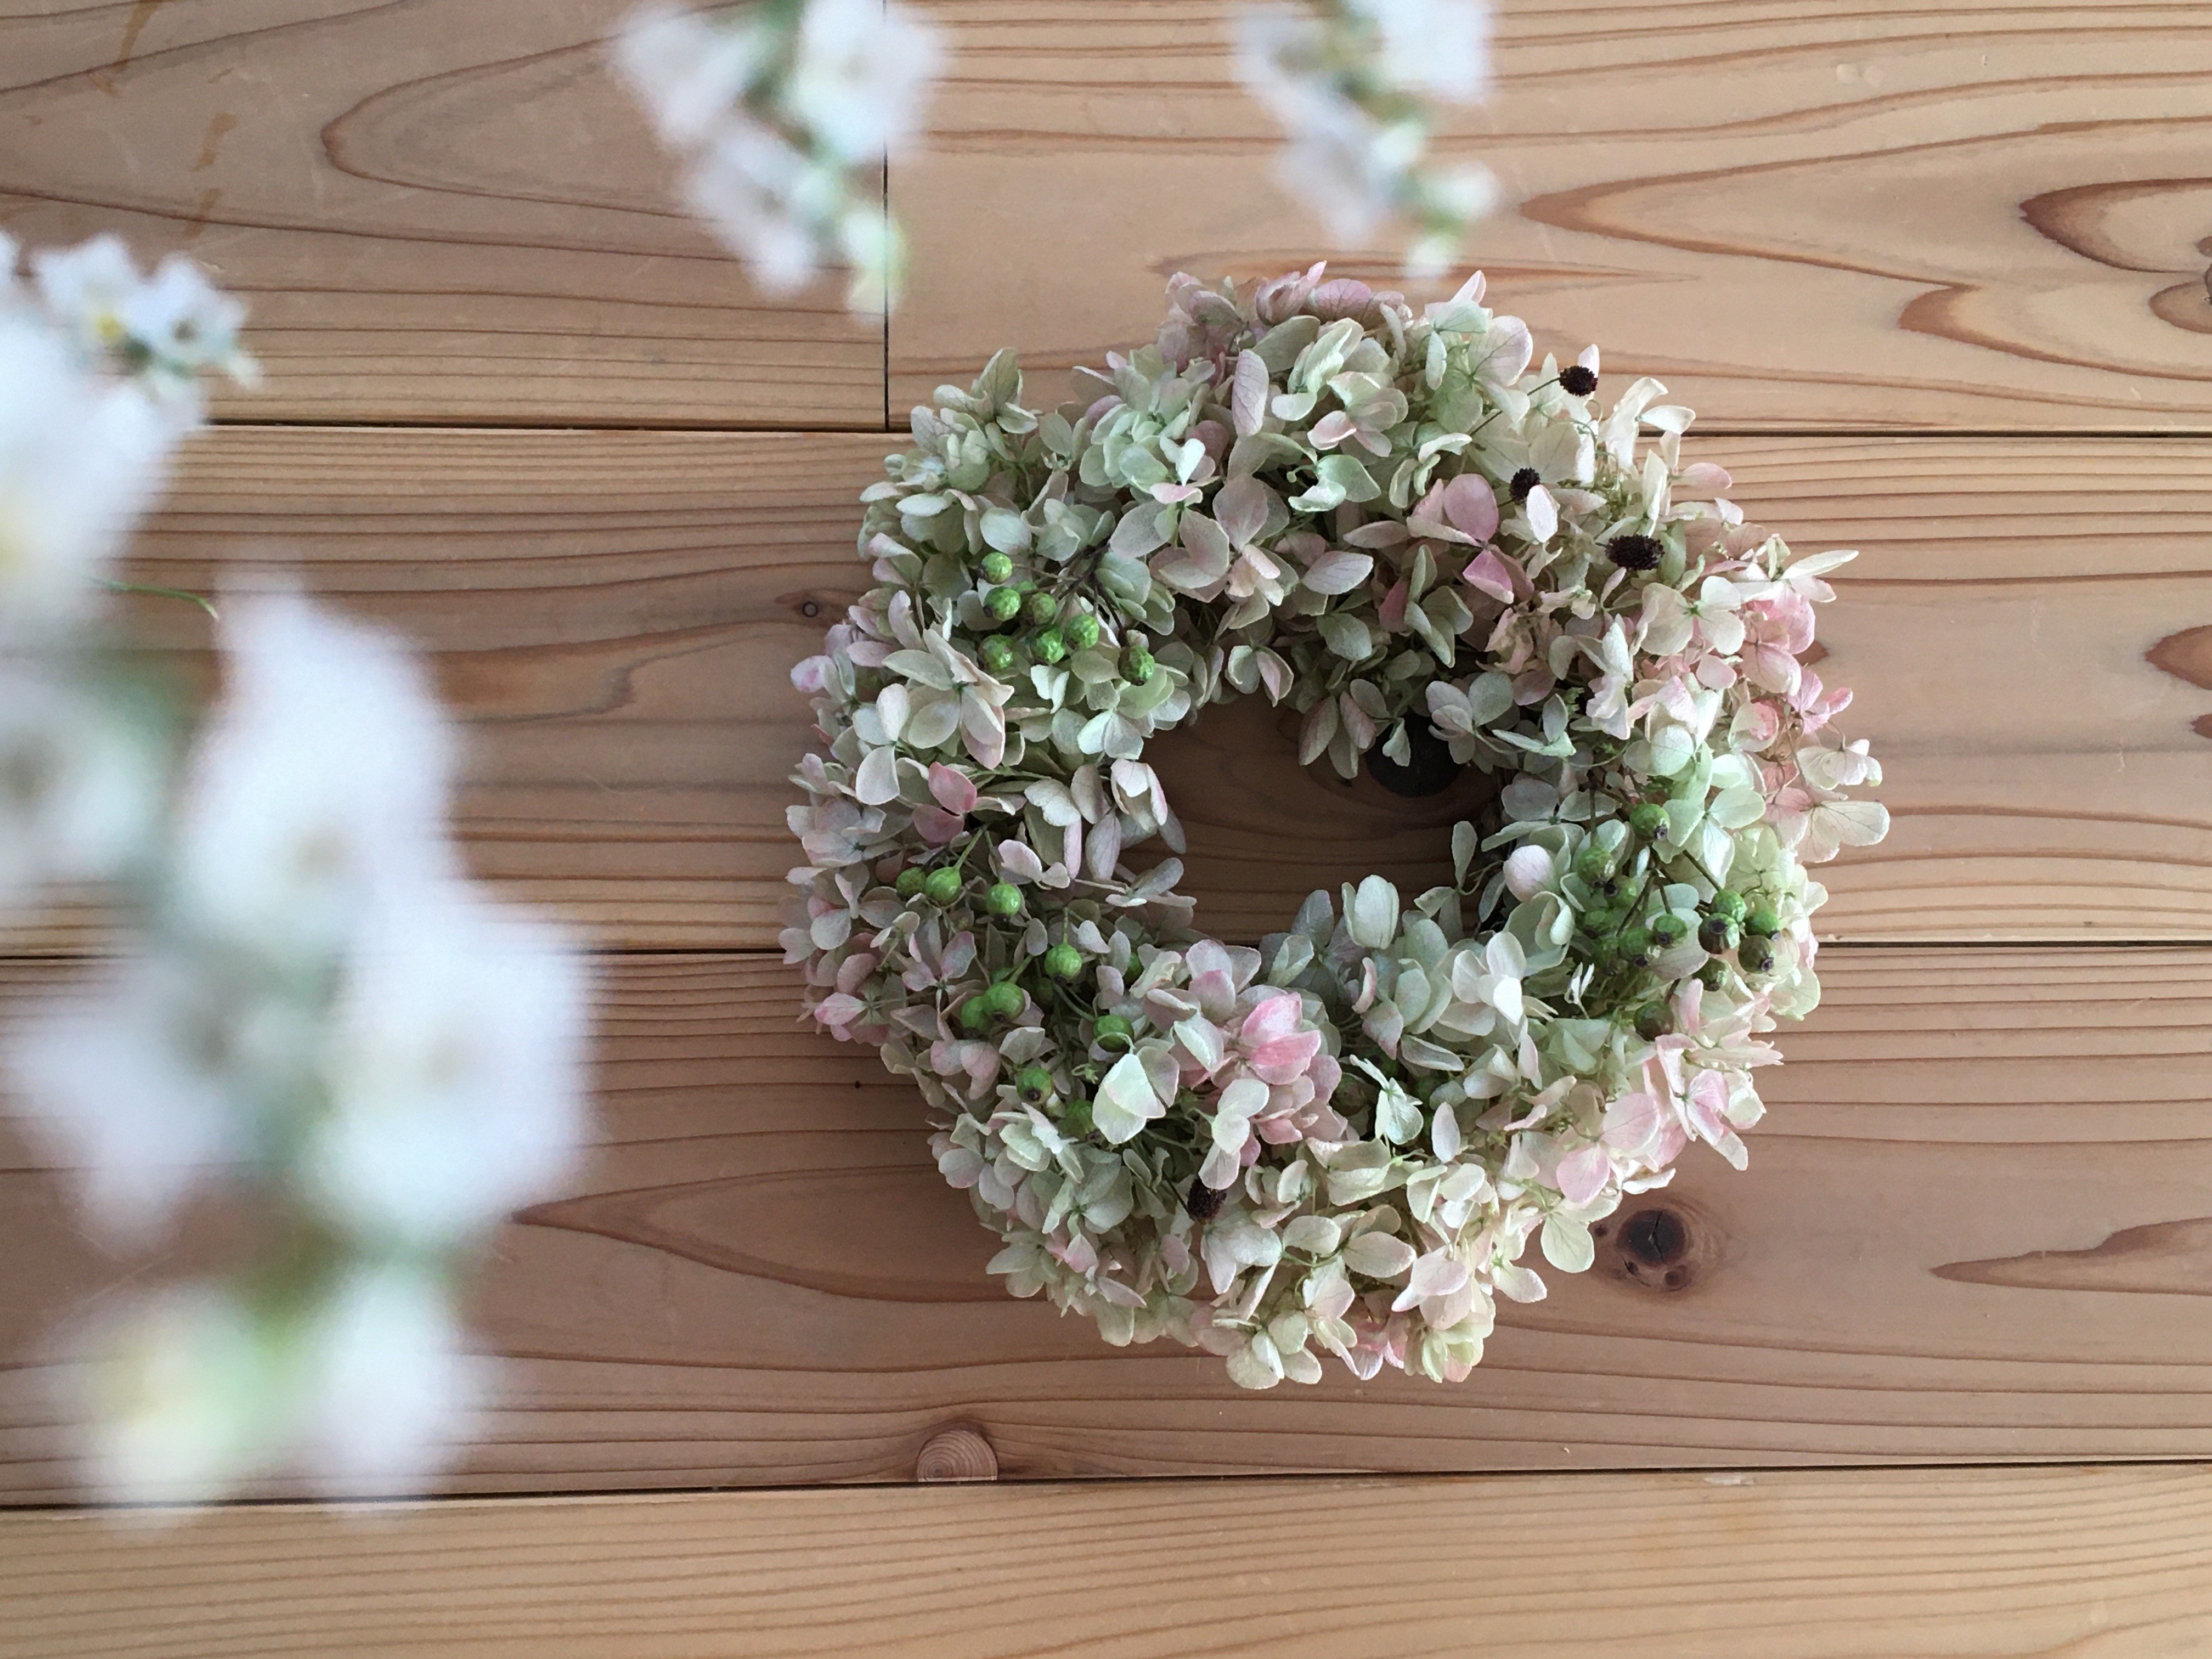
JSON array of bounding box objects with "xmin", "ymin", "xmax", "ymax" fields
[
  {"xmin": 12, "ymin": 424, "xmax": 2204, "ymax": 953},
  {"xmin": 895, "ymin": 0, "xmax": 2212, "ymax": 431},
  {"xmin": 4, "ymin": 947, "xmax": 2209, "ymax": 1500},
  {"xmin": 3, "ymin": 1463, "xmax": 2211, "ymax": 1657}
]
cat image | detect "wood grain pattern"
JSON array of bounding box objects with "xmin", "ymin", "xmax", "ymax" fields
[
  {"xmin": 5, "ymin": 946, "xmax": 2208, "ymax": 1499},
  {"xmin": 894, "ymin": 0, "xmax": 2212, "ymax": 430},
  {"xmin": 5, "ymin": 1465, "xmax": 2212, "ymax": 1657},
  {"xmin": 16, "ymin": 426, "xmax": 2205, "ymax": 952},
  {"xmin": 0, "ymin": 0, "xmax": 881, "ymax": 425}
]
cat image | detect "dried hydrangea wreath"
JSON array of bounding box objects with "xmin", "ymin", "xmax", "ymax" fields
[{"xmin": 786, "ymin": 266, "xmax": 1887, "ymax": 1389}]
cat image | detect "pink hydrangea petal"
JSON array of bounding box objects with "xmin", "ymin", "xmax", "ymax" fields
[
  {"xmin": 1441, "ymin": 472, "xmax": 1500, "ymax": 543},
  {"xmin": 1601, "ymin": 1091, "xmax": 1663, "ymax": 1154},
  {"xmin": 1239, "ymin": 994, "xmax": 1302, "ymax": 1047},
  {"xmin": 1556, "ymin": 1143, "xmax": 1612, "ymax": 1206},
  {"xmin": 1248, "ymin": 1029, "xmax": 1323, "ymax": 1083},
  {"xmin": 912, "ymin": 805, "xmax": 965, "ymax": 844},
  {"xmin": 928, "ymin": 762, "xmax": 978, "ymax": 815},
  {"xmin": 1464, "ymin": 547, "xmax": 1519, "ymax": 604}
]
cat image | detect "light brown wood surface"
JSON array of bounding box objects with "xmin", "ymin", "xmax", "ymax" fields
[
  {"xmin": 896, "ymin": 0, "xmax": 2212, "ymax": 431},
  {"xmin": 6, "ymin": 947, "xmax": 2208, "ymax": 1499},
  {"xmin": 2, "ymin": 11, "xmax": 2210, "ymax": 1643},
  {"xmin": 6, "ymin": 1464, "xmax": 2212, "ymax": 1657},
  {"xmin": 4, "ymin": 426, "xmax": 2198, "ymax": 952},
  {"xmin": 0, "ymin": 0, "xmax": 882, "ymax": 426}
]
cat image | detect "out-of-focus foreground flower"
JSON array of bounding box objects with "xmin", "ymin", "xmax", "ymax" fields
[
  {"xmin": 616, "ymin": 0, "xmax": 942, "ymax": 313},
  {"xmin": 1235, "ymin": 0, "xmax": 1497, "ymax": 275},
  {"xmin": 0, "ymin": 235, "xmax": 592, "ymax": 1506}
]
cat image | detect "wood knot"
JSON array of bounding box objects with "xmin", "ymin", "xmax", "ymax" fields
[
  {"xmin": 1593, "ymin": 1201, "xmax": 1717, "ymax": 1294},
  {"xmin": 778, "ymin": 588, "xmax": 848, "ymax": 622},
  {"xmin": 916, "ymin": 1424, "xmax": 997, "ymax": 1482}
]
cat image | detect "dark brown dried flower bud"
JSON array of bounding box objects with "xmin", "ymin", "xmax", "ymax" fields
[
  {"xmin": 1184, "ymin": 1180, "xmax": 1227, "ymax": 1222},
  {"xmin": 1558, "ymin": 364, "xmax": 1598, "ymax": 396},
  {"xmin": 1606, "ymin": 533, "xmax": 1664, "ymax": 571},
  {"xmin": 1509, "ymin": 467, "xmax": 1541, "ymax": 501}
]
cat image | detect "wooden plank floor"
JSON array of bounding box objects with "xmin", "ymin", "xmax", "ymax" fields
[
  {"xmin": 6, "ymin": 1466, "xmax": 2212, "ymax": 1658},
  {"xmin": 6, "ymin": 948, "xmax": 2209, "ymax": 1499},
  {"xmin": 896, "ymin": 0, "xmax": 2212, "ymax": 430},
  {"xmin": 5, "ymin": 0, "xmax": 2212, "ymax": 1648}
]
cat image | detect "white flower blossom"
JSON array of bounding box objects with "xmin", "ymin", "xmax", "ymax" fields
[
  {"xmin": 616, "ymin": 0, "xmax": 941, "ymax": 312},
  {"xmin": 170, "ymin": 592, "xmax": 458, "ymax": 964},
  {"xmin": 305, "ymin": 889, "xmax": 588, "ymax": 1251},
  {"xmin": 0, "ymin": 311, "xmax": 173, "ymax": 634},
  {"xmin": 1233, "ymin": 0, "xmax": 1497, "ymax": 273}
]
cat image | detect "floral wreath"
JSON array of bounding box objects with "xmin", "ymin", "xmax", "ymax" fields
[{"xmin": 785, "ymin": 266, "xmax": 1887, "ymax": 1389}]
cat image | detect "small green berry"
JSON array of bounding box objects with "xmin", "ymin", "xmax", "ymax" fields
[
  {"xmin": 978, "ymin": 635, "xmax": 1016, "ymax": 675},
  {"xmin": 1738, "ymin": 935, "xmax": 1778, "ymax": 975},
  {"xmin": 980, "ymin": 980, "xmax": 1024, "ymax": 1018},
  {"xmin": 985, "ymin": 881, "xmax": 1024, "ymax": 917},
  {"xmin": 1120, "ymin": 645, "xmax": 1155, "ymax": 683},
  {"xmin": 978, "ymin": 551, "xmax": 1014, "ymax": 584},
  {"xmin": 923, "ymin": 867, "xmax": 963, "ymax": 905},
  {"xmin": 1744, "ymin": 903, "xmax": 1782, "ymax": 938},
  {"xmin": 1580, "ymin": 904, "xmax": 1618, "ymax": 936},
  {"xmin": 1698, "ymin": 959, "xmax": 1730, "ymax": 991},
  {"xmin": 1065, "ymin": 613, "xmax": 1101, "ymax": 650},
  {"xmin": 1016, "ymin": 1065, "xmax": 1054, "ymax": 1103},
  {"xmin": 1573, "ymin": 844, "xmax": 1616, "ymax": 884},
  {"xmin": 1022, "ymin": 590, "xmax": 1059, "ymax": 627},
  {"xmin": 1628, "ymin": 802, "xmax": 1669, "ymax": 840},
  {"xmin": 1032, "ymin": 627, "xmax": 1067, "ymax": 665},
  {"xmin": 1060, "ymin": 1099, "xmax": 1095, "ymax": 1136},
  {"xmin": 895, "ymin": 866, "xmax": 927, "ymax": 898},
  {"xmin": 1618, "ymin": 926, "xmax": 1653, "ymax": 963},
  {"xmin": 958, "ymin": 997, "xmax": 991, "ymax": 1031},
  {"xmin": 1043, "ymin": 943, "xmax": 1084, "ymax": 979},
  {"xmin": 1634, "ymin": 1007, "xmax": 1672, "ymax": 1042},
  {"xmin": 1093, "ymin": 1013, "xmax": 1133, "ymax": 1047},
  {"xmin": 1708, "ymin": 888, "xmax": 1748, "ymax": 924},
  {"xmin": 985, "ymin": 586, "xmax": 1022, "ymax": 622},
  {"xmin": 1697, "ymin": 915, "xmax": 1740, "ymax": 955},
  {"xmin": 1649, "ymin": 912, "xmax": 1689, "ymax": 949}
]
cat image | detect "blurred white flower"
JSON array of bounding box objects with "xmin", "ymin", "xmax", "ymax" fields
[
  {"xmin": 1233, "ymin": 0, "xmax": 1497, "ymax": 273},
  {"xmin": 1363, "ymin": 0, "xmax": 1491, "ymax": 103},
  {"xmin": 784, "ymin": 0, "xmax": 940, "ymax": 165},
  {"xmin": 0, "ymin": 312, "xmax": 173, "ymax": 635},
  {"xmin": 29, "ymin": 234, "xmax": 255, "ymax": 409},
  {"xmin": 305, "ymin": 888, "xmax": 588, "ymax": 1252},
  {"xmin": 0, "ymin": 664, "xmax": 165, "ymax": 906},
  {"xmin": 615, "ymin": 0, "xmax": 941, "ymax": 313},
  {"xmin": 8, "ymin": 956, "xmax": 245, "ymax": 1247},
  {"xmin": 0, "ymin": 235, "xmax": 588, "ymax": 1509},
  {"xmin": 80, "ymin": 1267, "xmax": 482, "ymax": 1506},
  {"xmin": 28, "ymin": 234, "xmax": 143, "ymax": 358},
  {"xmin": 688, "ymin": 119, "xmax": 837, "ymax": 297},
  {"xmin": 116, "ymin": 255, "xmax": 258, "ymax": 398},
  {"xmin": 81, "ymin": 1285, "xmax": 281, "ymax": 1506},
  {"xmin": 615, "ymin": 5, "xmax": 772, "ymax": 148},
  {"xmin": 295, "ymin": 1266, "xmax": 484, "ymax": 1499},
  {"xmin": 171, "ymin": 592, "xmax": 457, "ymax": 966}
]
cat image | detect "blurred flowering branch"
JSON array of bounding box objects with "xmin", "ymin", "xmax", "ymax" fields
[
  {"xmin": 617, "ymin": 0, "xmax": 941, "ymax": 314},
  {"xmin": 614, "ymin": 0, "xmax": 1494, "ymax": 312},
  {"xmin": 1234, "ymin": 0, "xmax": 1496, "ymax": 275},
  {"xmin": 0, "ymin": 236, "xmax": 590, "ymax": 1506}
]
